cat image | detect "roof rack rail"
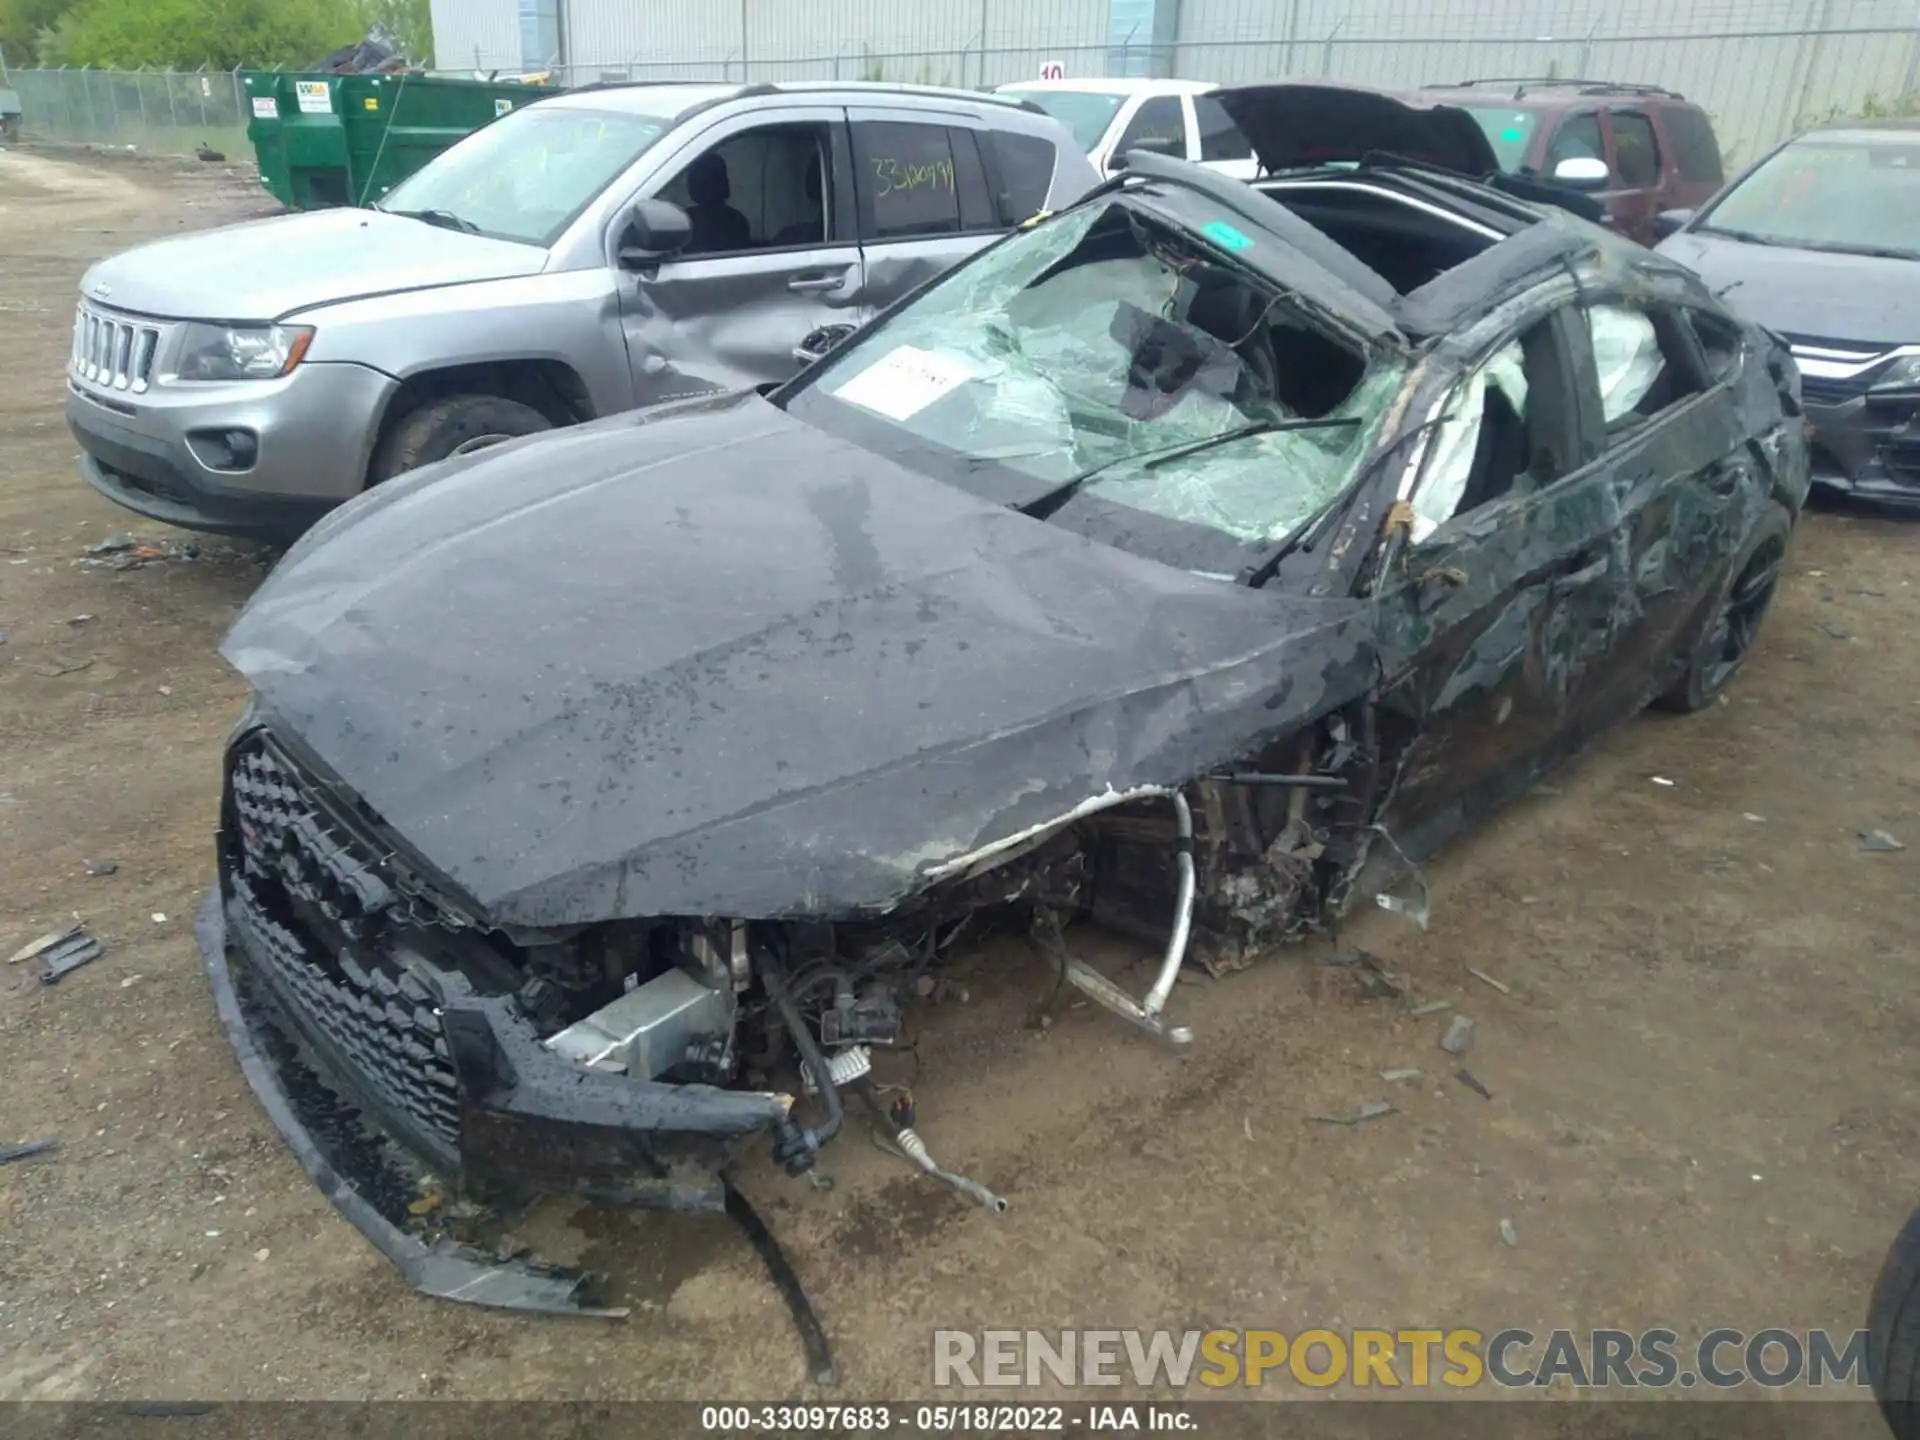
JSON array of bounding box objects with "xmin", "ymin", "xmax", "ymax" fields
[
  {"xmin": 1428, "ymin": 77, "xmax": 1684, "ymax": 100},
  {"xmin": 565, "ymin": 77, "xmax": 744, "ymax": 94}
]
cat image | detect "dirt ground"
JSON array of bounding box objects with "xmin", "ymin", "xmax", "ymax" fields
[{"xmin": 1, "ymin": 149, "xmax": 1917, "ymax": 1413}]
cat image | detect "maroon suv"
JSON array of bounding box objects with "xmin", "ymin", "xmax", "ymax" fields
[{"xmin": 1420, "ymin": 79, "xmax": 1726, "ymax": 245}]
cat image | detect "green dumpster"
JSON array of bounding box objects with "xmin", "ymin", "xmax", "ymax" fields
[{"xmin": 242, "ymin": 70, "xmax": 562, "ymax": 211}]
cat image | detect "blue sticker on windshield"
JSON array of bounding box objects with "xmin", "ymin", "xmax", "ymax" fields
[{"xmin": 1201, "ymin": 219, "xmax": 1252, "ymax": 251}]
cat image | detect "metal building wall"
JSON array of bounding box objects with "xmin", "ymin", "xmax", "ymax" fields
[
  {"xmin": 427, "ymin": 0, "xmax": 1920, "ymax": 160},
  {"xmin": 431, "ymin": 0, "xmax": 524, "ymax": 71},
  {"xmin": 554, "ymin": 0, "xmax": 1113, "ymax": 87}
]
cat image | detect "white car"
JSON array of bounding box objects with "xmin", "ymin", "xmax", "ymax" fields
[{"xmin": 995, "ymin": 78, "xmax": 1259, "ymax": 180}]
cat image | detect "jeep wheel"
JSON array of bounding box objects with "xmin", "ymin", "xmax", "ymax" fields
[{"xmin": 371, "ymin": 394, "xmax": 552, "ymax": 483}]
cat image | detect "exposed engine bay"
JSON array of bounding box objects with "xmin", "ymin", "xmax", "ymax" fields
[{"xmin": 523, "ymin": 701, "xmax": 1371, "ymax": 1178}]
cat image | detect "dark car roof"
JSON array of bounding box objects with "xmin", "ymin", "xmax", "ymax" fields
[{"xmin": 1420, "ymin": 78, "xmax": 1697, "ymax": 107}]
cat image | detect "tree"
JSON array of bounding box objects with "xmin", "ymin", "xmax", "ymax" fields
[
  {"xmin": 41, "ymin": 0, "xmax": 365, "ymax": 69},
  {"xmin": 0, "ymin": 0, "xmax": 80, "ymax": 64}
]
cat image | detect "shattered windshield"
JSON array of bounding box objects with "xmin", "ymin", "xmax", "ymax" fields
[
  {"xmin": 1698, "ymin": 133, "xmax": 1920, "ymax": 258},
  {"xmin": 784, "ymin": 198, "xmax": 1402, "ymax": 566}
]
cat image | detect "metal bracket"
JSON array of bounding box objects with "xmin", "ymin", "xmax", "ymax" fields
[{"xmin": 1060, "ymin": 955, "xmax": 1194, "ymax": 1046}]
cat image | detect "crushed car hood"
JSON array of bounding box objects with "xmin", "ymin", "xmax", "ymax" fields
[
  {"xmin": 1656, "ymin": 229, "xmax": 1920, "ymax": 345},
  {"xmin": 79, "ymin": 208, "xmax": 545, "ymax": 322},
  {"xmin": 1213, "ymin": 82, "xmax": 1499, "ymax": 178},
  {"xmin": 224, "ymin": 393, "xmax": 1375, "ymax": 927}
]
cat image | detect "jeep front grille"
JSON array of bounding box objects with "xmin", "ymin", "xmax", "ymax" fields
[{"xmin": 71, "ymin": 302, "xmax": 162, "ymax": 394}]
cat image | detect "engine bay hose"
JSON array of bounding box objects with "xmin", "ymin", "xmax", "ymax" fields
[
  {"xmin": 757, "ymin": 949, "xmax": 844, "ymax": 1166},
  {"xmin": 1141, "ymin": 789, "xmax": 1196, "ymax": 1020}
]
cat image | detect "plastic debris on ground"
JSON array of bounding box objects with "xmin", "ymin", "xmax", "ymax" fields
[
  {"xmin": 0, "ymin": 1137, "xmax": 59, "ymax": 1165},
  {"xmin": 1466, "ymin": 966, "xmax": 1511, "ymax": 995},
  {"xmin": 9, "ymin": 921, "xmax": 105, "ymax": 984},
  {"xmin": 1860, "ymin": 829, "xmax": 1905, "ymax": 853},
  {"xmin": 1441, "ymin": 1013, "xmax": 1476, "ymax": 1055},
  {"xmin": 1375, "ymin": 871, "xmax": 1431, "ymax": 930},
  {"xmin": 78, "ymin": 534, "xmax": 202, "ymax": 570},
  {"xmin": 1456, "ymin": 1068, "xmax": 1494, "ymax": 1100},
  {"xmin": 1313, "ymin": 1100, "xmax": 1396, "ymax": 1126},
  {"xmin": 1499, "ymin": 1218, "xmax": 1519, "ymax": 1248}
]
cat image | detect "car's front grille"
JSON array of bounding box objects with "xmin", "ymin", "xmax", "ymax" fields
[
  {"xmin": 70, "ymin": 302, "xmax": 163, "ymax": 394},
  {"xmin": 226, "ymin": 734, "xmax": 462, "ymax": 1156}
]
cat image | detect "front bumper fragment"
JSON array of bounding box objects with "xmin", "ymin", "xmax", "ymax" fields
[
  {"xmin": 198, "ymin": 886, "xmax": 793, "ymax": 1314},
  {"xmin": 1805, "ymin": 395, "xmax": 1920, "ymax": 511},
  {"xmin": 197, "ymin": 890, "xmax": 622, "ymax": 1314}
]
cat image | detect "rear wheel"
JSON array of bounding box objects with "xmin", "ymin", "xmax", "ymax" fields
[
  {"xmin": 370, "ymin": 393, "xmax": 552, "ymax": 484},
  {"xmin": 1871, "ymin": 1203, "xmax": 1920, "ymax": 1438},
  {"xmin": 1654, "ymin": 501, "xmax": 1790, "ymax": 713}
]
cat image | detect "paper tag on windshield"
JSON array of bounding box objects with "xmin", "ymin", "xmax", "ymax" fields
[
  {"xmin": 831, "ymin": 345, "xmax": 973, "ymax": 421},
  {"xmin": 294, "ymin": 81, "xmax": 331, "ymax": 114}
]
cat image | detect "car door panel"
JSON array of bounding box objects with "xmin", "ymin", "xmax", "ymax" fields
[
  {"xmin": 1374, "ymin": 475, "xmax": 1629, "ymax": 858},
  {"xmin": 615, "ymin": 105, "xmax": 864, "ymax": 406},
  {"xmin": 848, "ymin": 111, "xmax": 1004, "ymax": 321},
  {"xmin": 1572, "ymin": 317, "xmax": 1757, "ymax": 725},
  {"xmin": 1370, "ymin": 308, "xmax": 1628, "ymax": 862}
]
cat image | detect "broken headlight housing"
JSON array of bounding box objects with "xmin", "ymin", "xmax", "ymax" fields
[
  {"xmin": 1870, "ymin": 352, "xmax": 1920, "ymax": 393},
  {"xmin": 176, "ymin": 323, "xmax": 314, "ymax": 381}
]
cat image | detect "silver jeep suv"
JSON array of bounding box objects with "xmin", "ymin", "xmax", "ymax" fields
[{"xmin": 66, "ymin": 81, "xmax": 1097, "ymax": 539}]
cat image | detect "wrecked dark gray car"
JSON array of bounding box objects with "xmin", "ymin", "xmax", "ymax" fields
[{"xmin": 197, "ymin": 84, "xmax": 1809, "ymax": 1324}]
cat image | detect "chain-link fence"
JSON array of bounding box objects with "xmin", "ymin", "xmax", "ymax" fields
[
  {"xmin": 7, "ymin": 5, "xmax": 1918, "ymax": 169},
  {"xmin": 3, "ymin": 67, "xmax": 253, "ymax": 161}
]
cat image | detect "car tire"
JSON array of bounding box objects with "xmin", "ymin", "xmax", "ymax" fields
[
  {"xmin": 1653, "ymin": 500, "xmax": 1791, "ymax": 714},
  {"xmin": 371, "ymin": 394, "xmax": 552, "ymax": 483},
  {"xmin": 1871, "ymin": 1203, "xmax": 1920, "ymax": 1438}
]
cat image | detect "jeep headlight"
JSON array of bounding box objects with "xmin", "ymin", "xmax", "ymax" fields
[
  {"xmin": 1870, "ymin": 353, "xmax": 1920, "ymax": 392},
  {"xmin": 176, "ymin": 323, "xmax": 313, "ymax": 381}
]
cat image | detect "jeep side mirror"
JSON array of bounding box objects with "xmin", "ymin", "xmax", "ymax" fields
[
  {"xmin": 617, "ymin": 198, "xmax": 691, "ymax": 269},
  {"xmin": 1655, "ymin": 207, "xmax": 1695, "ymax": 239},
  {"xmin": 1551, "ymin": 156, "xmax": 1610, "ymax": 192}
]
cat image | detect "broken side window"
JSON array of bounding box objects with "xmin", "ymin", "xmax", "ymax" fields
[
  {"xmin": 1579, "ymin": 303, "xmax": 1702, "ymax": 432},
  {"xmin": 1686, "ymin": 309, "xmax": 1742, "ymax": 380},
  {"xmin": 1408, "ymin": 339, "xmax": 1531, "ymax": 543}
]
